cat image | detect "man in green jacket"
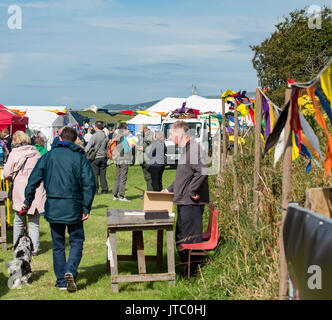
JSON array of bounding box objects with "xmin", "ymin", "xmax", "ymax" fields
[{"xmin": 22, "ymin": 127, "xmax": 96, "ymax": 292}]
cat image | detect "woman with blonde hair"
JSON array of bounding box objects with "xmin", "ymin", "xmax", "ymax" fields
[{"xmin": 3, "ymin": 130, "xmax": 46, "ymax": 255}]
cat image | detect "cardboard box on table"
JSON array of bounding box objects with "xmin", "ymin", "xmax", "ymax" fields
[{"xmin": 135, "ymin": 187, "xmax": 174, "ymax": 218}]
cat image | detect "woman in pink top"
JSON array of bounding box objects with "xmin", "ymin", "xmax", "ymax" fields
[{"xmin": 3, "ymin": 131, "xmax": 46, "ymax": 255}]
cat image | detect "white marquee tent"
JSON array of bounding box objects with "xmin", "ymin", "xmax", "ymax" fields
[
  {"xmin": 127, "ymin": 95, "xmax": 228, "ymax": 126},
  {"xmin": 127, "ymin": 95, "xmax": 254, "ymax": 133},
  {"xmin": 5, "ymin": 106, "xmax": 78, "ymax": 149}
]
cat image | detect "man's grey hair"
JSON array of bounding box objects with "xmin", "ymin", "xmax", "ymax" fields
[{"xmin": 171, "ymin": 121, "xmax": 190, "ymax": 135}]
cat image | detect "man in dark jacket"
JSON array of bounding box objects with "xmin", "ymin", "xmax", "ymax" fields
[
  {"xmin": 22, "ymin": 127, "xmax": 96, "ymax": 292},
  {"xmin": 85, "ymin": 121, "xmax": 109, "ymax": 194},
  {"xmin": 162, "ymin": 121, "xmax": 209, "ymax": 262}
]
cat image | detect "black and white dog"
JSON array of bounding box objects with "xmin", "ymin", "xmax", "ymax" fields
[{"xmin": 6, "ymin": 235, "xmax": 34, "ymax": 289}]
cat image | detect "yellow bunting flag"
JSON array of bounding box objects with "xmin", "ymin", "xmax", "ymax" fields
[
  {"xmin": 221, "ymin": 89, "xmax": 235, "ymax": 98},
  {"xmin": 291, "ymin": 131, "xmax": 300, "ymax": 161},
  {"xmin": 136, "ymin": 110, "xmax": 151, "ymax": 116},
  {"xmin": 321, "ymin": 66, "xmax": 332, "ymax": 107},
  {"xmin": 237, "ymin": 103, "xmax": 249, "ymax": 117}
]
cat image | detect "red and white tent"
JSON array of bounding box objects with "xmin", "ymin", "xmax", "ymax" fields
[{"xmin": 0, "ymin": 104, "xmax": 28, "ymax": 134}]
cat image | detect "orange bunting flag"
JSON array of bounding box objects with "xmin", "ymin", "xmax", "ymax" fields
[
  {"xmin": 307, "ymin": 86, "xmax": 332, "ymax": 178},
  {"xmin": 8, "ymin": 109, "xmax": 27, "ymax": 117}
]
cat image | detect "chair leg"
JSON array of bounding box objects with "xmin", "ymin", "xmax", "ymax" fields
[{"xmin": 187, "ymin": 250, "xmax": 192, "ymax": 280}]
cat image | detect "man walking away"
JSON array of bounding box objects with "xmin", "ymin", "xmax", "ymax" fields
[
  {"xmin": 85, "ymin": 121, "xmax": 109, "ymax": 194},
  {"xmin": 22, "ymin": 127, "xmax": 96, "ymax": 291}
]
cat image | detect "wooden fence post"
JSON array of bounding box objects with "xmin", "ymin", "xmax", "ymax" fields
[
  {"xmin": 279, "ymin": 88, "xmax": 293, "ymax": 300},
  {"xmin": 222, "ymin": 97, "xmax": 227, "ymax": 171},
  {"xmin": 234, "ymin": 100, "xmax": 239, "ymax": 158},
  {"xmin": 233, "ymin": 100, "xmax": 239, "ymax": 201},
  {"xmin": 253, "ymin": 88, "xmax": 262, "ymax": 223}
]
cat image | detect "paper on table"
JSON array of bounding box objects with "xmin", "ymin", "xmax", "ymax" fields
[{"xmin": 123, "ymin": 211, "xmax": 145, "ymax": 216}]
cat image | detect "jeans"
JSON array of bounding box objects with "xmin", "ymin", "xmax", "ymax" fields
[
  {"xmin": 13, "ymin": 211, "xmax": 40, "ymax": 254},
  {"xmin": 50, "ymin": 222, "xmax": 85, "ymax": 287},
  {"xmin": 91, "ymin": 157, "xmax": 108, "ymax": 193}
]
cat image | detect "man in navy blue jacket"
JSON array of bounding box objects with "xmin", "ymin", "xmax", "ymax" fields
[{"xmin": 22, "ymin": 127, "xmax": 96, "ymax": 292}]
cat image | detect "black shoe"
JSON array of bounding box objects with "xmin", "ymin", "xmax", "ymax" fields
[
  {"xmin": 101, "ymin": 190, "xmax": 108, "ymax": 194},
  {"xmin": 64, "ymin": 273, "xmax": 77, "ymax": 292}
]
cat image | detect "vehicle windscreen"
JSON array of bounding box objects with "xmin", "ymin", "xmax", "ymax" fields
[{"xmin": 163, "ymin": 122, "xmax": 202, "ymax": 139}]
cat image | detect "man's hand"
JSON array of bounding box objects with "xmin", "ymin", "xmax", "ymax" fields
[
  {"xmin": 82, "ymin": 213, "xmax": 89, "ymax": 221},
  {"xmin": 191, "ymin": 194, "xmax": 200, "ymax": 201},
  {"xmin": 161, "ymin": 189, "xmax": 169, "ymax": 193}
]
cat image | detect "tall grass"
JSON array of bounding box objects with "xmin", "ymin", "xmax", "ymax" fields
[{"xmin": 164, "ymin": 129, "xmax": 332, "ymax": 300}]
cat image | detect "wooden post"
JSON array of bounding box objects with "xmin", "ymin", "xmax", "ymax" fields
[
  {"xmin": 279, "ymin": 88, "xmax": 293, "ymax": 300},
  {"xmin": 234, "ymin": 100, "xmax": 239, "ymax": 158},
  {"xmin": 233, "ymin": 100, "xmax": 239, "ymax": 201},
  {"xmin": 222, "ymin": 97, "xmax": 227, "ymax": 171},
  {"xmin": 253, "ymin": 88, "xmax": 262, "ymax": 223}
]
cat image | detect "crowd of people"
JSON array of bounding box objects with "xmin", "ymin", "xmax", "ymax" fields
[{"xmin": 0, "ymin": 119, "xmax": 209, "ymax": 291}]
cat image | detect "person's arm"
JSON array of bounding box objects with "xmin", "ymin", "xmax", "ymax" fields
[
  {"xmin": 80, "ymin": 156, "xmax": 96, "ymax": 215},
  {"xmin": 24, "ymin": 156, "xmax": 46, "ymax": 207},
  {"xmin": 3, "ymin": 153, "xmax": 15, "ymax": 180},
  {"xmin": 84, "ymin": 134, "xmax": 96, "ymax": 153},
  {"xmin": 189, "ymin": 147, "xmax": 208, "ymax": 198}
]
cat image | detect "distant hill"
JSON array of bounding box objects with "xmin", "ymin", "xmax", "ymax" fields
[
  {"xmin": 102, "ymin": 99, "xmax": 161, "ymax": 111},
  {"xmin": 73, "ymin": 92, "xmax": 257, "ymax": 112}
]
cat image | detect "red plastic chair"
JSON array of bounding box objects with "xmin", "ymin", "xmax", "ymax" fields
[
  {"xmin": 202, "ymin": 204, "xmax": 215, "ymax": 241},
  {"xmin": 178, "ymin": 204, "xmax": 220, "ymax": 279}
]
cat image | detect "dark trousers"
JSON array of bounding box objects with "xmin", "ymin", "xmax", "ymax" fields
[
  {"xmin": 91, "ymin": 157, "xmax": 108, "ymax": 193},
  {"xmin": 176, "ymin": 205, "xmax": 204, "ymax": 261},
  {"xmin": 149, "ymin": 165, "xmax": 165, "ymax": 191},
  {"xmin": 112, "ymin": 164, "xmax": 128, "ymax": 198},
  {"xmin": 50, "ymin": 222, "xmax": 85, "ymax": 287},
  {"xmin": 141, "ymin": 163, "xmax": 153, "ymax": 191}
]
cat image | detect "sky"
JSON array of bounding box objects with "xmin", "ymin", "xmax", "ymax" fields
[{"xmin": 0, "ymin": 0, "xmax": 331, "ymax": 108}]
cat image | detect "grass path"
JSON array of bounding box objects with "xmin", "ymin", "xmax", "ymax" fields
[{"xmin": 0, "ymin": 164, "xmax": 192, "ymax": 300}]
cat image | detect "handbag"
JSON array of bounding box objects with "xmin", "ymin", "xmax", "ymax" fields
[{"xmin": 8, "ymin": 158, "xmax": 28, "ymax": 200}]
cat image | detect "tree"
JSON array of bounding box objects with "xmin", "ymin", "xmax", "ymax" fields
[{"xmin": 250, "ymin": 6, "xmax": 332, "ymax": 106}]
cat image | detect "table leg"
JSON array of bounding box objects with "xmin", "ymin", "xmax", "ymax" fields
[
  {"xmin": 136, "ymin": 231, "xmax": 146, "ymax": 274},
  {"xmin": 166, "ymin": 227, "xmax": 175, "ymax": 286},
  {"xmin": 109, "ymin": 231, "xmax": 119, "ymax": 293},
  {"xmin": 157, "ymin": 229, "xmax": 163, "ymax": 271},
  {"xmin": 132, "ymin": 231, "xmax": 137, "ymax": 259}
]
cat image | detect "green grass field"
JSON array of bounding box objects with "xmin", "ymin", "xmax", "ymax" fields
[{"xmin": 0, "ymin": 164, "xmax": 213, "ymax": 300}]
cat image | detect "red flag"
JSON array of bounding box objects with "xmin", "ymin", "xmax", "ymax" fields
[
  {"xmin": 119, "ymin": 110, "xmax": 134, "ymax": 116},
  {"xmin": 290, "ymin": 88, "xmax": 301, "ymax": 148}
]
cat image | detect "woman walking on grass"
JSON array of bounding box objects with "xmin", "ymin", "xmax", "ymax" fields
[{"xmin": 3, "ymin": 131, "xmax": 46, "ymax": 256}]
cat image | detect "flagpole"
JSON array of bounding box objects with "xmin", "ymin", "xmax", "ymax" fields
[{"xmin": 279, "ymin": 88, "xmax": 293, "ymax": 300}]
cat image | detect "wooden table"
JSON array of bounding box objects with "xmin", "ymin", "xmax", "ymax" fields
[
  {"xmin": 0, "ymin": 191, "xmax": 8, "ymax": 250},
  {"xmin": 107, "ymin": 208, "xmax": 176, "ymax": 293}
]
